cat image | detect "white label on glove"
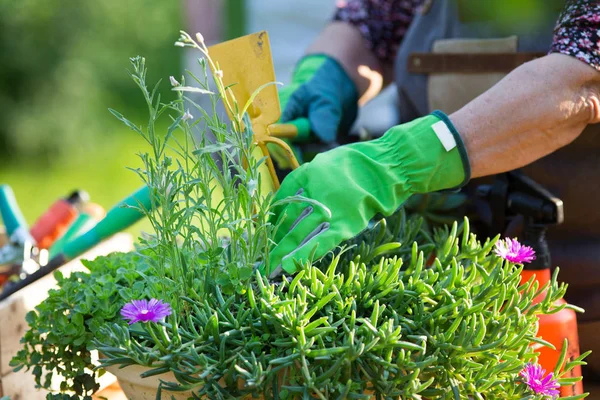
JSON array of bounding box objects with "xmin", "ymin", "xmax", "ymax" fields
[{"xmin": 432, "ymin": 121, "xmax": 457, "ymax": 152}]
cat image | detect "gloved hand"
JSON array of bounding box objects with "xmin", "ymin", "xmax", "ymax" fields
[
  {"xmin": 269, "ymin": 54, "xmax": 359, "ymax": 169},
  {"xmin": 266, "ymin": 111, "xmax": 471, "ymax": 277}
]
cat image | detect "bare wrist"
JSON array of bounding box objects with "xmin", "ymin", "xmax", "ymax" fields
[{"xmin": 306, "ymin": 22, "xmax": 392, "ymax": 99}]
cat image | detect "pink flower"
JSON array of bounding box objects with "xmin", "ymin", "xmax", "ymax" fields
[
  {"xmin": 520, "ymin": 364, "xmax": 560, "ymax": 398},
  {"xmin": 494, "ymin": 238, "xmax": 536, "ymax": 264},
  {"xmin": 120, "ymin": 299, "xmax": 172, "ymax": 324}
]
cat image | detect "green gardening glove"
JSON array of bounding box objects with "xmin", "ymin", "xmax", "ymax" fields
[
  {"xmin": 269, "ymin": 54, "xmax": 359, "ymax": 169},
  {"xmin": 266, "ymin": 111, "xmax": 471, "ymax": 278},
  {"xmin": 279, "ymin": 54, "xmax": 358, "ymax": 143}
]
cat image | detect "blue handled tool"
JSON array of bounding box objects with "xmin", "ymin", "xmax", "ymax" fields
[
  {"xmin": 0, "ymin": 186, "xmax": 152, "ymax": 301},
  {"xmin": 0, "ymin": 185, "xmax": 29, "ymax": 238},
  {"xmin": 0, "ymin": 185, "xmax": 39, "ymax": 273}
]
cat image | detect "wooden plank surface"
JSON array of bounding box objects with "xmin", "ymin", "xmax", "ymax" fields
[
  {"xmin": 0, "ymin": 233, "xmax": 133, "ymax": 399},
  {"xmin": 0, "ymin": 366, "xmax": 42, "ymax": 400}
]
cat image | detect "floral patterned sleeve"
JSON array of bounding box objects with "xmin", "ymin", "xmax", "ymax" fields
[
  {"xmin": 335, "ymin": 0, "xmax": 600, "ymax": 72},
  {"xmin": 333, "ymin": 0, "xmax": 424, "ymax": 64},
  {"xmin": 550, "ymin": 0, "xmax": 600, "ymax": 71}
]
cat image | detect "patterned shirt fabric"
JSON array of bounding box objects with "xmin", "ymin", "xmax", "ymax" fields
[
  {"xmin": 333, "ymin": 0, "xmax": 600, "ymax": 71},
  {"xmin": 551, "ymin": 0, "xmax": 600, "ymax": 70}
]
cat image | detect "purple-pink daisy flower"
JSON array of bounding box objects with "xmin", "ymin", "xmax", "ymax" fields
[
  {"xmin": 494, "ymin": 238, "xmax": 536, "ymax": 264},
  {"xmin": 120, "ymin": 299, "xmax": 172, "ymax": 325},
  {"xmin": 520, "ymin": 363, "xmax": 560, "ymax": 398}
]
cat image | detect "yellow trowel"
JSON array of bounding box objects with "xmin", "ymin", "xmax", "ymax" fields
[{"xmin": 207, "ymin": 31, "xmax": 310, "ymax": 192}]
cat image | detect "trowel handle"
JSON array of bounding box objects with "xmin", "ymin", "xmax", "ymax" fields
[
  {"xmin": 62, "ymin": 186, "xmax": 152, "ymax": 260},
  {"xmin": 287, "ymin": 118, "xmax": 311, "ymax": 142},
  {"xmin": 0, "ymin": 185, "xmax": 28, "ymax": 237},
  {"xmin": 269, "ymin": 118, "xmax": 311, "ymax": 143}
]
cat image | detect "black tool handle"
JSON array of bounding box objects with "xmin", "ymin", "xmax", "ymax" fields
[
  {"xmin": 0, "ymin": 254, "xmax": 66, "ymax": 301},
  {"xmin": 521, "ymin": 222, "xmax": 551, "ymax": 270}
]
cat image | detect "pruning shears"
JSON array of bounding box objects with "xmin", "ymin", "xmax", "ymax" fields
[
  {"xmin": 0, "ymin": 187, "xmax": 91, "ymax": 281},
  {"xmin": 0, "ymin": 185, "xmax": 41, "ymax": 280},
  {"xmin": 0, "ymin": 186, "xmax": 152, "ymax": 301}
]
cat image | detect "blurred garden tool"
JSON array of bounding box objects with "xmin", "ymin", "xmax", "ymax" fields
[
  {"xmin": 0, "ymin": 185, "xmax": 30, "ymax": 246},
  {"xmin": 0, "ymin": 186, "xmax": 151, "ymax": 301},
  {"xmin": 0, "ymin": 185, "xmax": 40, "ymax": 282},
  {"xmin": 477, "ymin": 171, "xmax": 583, "ymax": 396},
  {"xmin": 0, "ymin": 188, "xmax": 90, "ymax": 282},
  {"xmin": 30, "ymin": 190, "xmax": 89, "ymax": 249},
  {"xmin": 207, "ymin": 31, "xmax": 310, "ymax": 190},
  {"xmin": 49, "ymin": 203, "xmax": 106, "ymax": 258}
]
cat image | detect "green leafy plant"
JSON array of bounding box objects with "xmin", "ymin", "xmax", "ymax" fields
[
  {"xmin": 13, "ymin": 30, "xmax": 589, "ymax": 400},
  {"xmin": 10, "ymin": 251, "xmax": 159, "ymax": 398}
]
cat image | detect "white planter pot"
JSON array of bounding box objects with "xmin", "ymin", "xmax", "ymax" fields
[{"xmin": 103, "ymin": 363, "xmax": 193, "ymax": 400}]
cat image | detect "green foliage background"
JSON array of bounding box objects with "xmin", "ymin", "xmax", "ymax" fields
[{"xmin": 0, "ymin": 0, "xmax": 183, "ymax": 231}]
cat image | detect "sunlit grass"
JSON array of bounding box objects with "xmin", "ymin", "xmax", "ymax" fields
[{"xmin": 0, "ymin": 129, "xmax": 154, "ymax": 237}]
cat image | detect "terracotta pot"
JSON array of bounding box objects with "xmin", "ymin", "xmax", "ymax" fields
[{"xmin": 103, "ymin": 363, "xmax": 193, "ymax": 400}]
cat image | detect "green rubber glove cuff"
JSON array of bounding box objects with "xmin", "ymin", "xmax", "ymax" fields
[
  {"xmin": 289, "ymin": 53, "xmax": 359, "ymax": 109},
  {"xmin": 278, "ymin": 55, "xmax": 328, "ymax": 111},
  {"xmin": 381, "ymin": 110, "xmax": 471, "ymax": 193},
  {"xmin": 291, "ymin": 54, "xmax": 329, "ymax": 84},
  {"xmin": 278, "ymin": 54, "xmax": 359, "ymax": 143},
  {"xmin": 266, "ymin": 111, "xmax": 470, "ymax": 276}
]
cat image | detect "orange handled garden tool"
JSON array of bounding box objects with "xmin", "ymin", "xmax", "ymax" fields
[
  {"xmin": 207, "ymin": 31, "xmax": 310, "ymax": 190},
  {"xmin": 0, "ymin": 188, "xmax": 90, "ymax": 287},
  {"xmin": 0, "ymin": 186, "xmax": 152, "ymax": 301},
  {"xmin": 30, "ymin": 190, "xmax": 89, "ymax": 249}
]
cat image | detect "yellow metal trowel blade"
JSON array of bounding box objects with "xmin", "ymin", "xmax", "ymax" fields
[{"xmin": 208, "ymin": 31, "xmax": 299, "ymax": 192}]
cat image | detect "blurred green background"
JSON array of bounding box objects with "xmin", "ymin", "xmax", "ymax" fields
[
  {"xmin": 0, "ymin": 0, "xmax": 321, "ymax": 240},
  {"xmin": 0, "ymin": 0, "xmax": 197, "ymax": 235}
]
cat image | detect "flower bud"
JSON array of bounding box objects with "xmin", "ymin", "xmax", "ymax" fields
[
  {"xmin": 195, "ymin": 32, "xmax": 205, "ymax": 44},
  {"xmin": 169, "ymin": 76, "xmax": 180, "ymax": 87},
  {"xmin": 182, "ymin": 110, "xmax": 193, "ymax": 121}
]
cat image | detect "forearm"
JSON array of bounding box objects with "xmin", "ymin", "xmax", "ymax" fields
[
  {"xmin": 305, "ymin": 22, "xmax": 394, "ymax": 100},
  {"xmin": 451, "ymin": 53, "xmax": 600, "ymax": 178}
]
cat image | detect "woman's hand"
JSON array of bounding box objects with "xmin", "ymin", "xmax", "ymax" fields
[{"xmin": 266, "ymin": 112, "xmax": 470, "ymax": 277}]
